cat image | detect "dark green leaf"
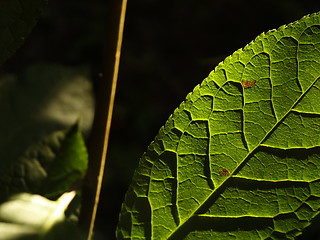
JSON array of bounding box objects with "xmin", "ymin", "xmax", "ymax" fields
[
  {"xmin": 40, "ymin": 124, "xmax": 88, "ymax": 198},
  {"xmin": 117, "ymin": 12, "xmax": 320, "ymax": 239},
  {"xmin": 0, "ymin": 125, "xmax": 88, "ymax": 202},
  {"xmin": 0, "ymin": 0, "xmax": 47, "ymax": 65},
  {"xmin": 0, "ymin": 64, "xmax": 93, "ymax": 202}
]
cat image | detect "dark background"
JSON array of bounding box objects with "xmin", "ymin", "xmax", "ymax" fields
[{"xmin": 2, "ymin": 0, "xmax": 320, "ymax": 239}]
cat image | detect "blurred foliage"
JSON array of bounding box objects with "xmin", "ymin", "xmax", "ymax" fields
[
  {"xmin": 1, "ymin": 0, "xmax": 320, "ymax": 239},
  {"xmin": 39, "ymin": 124, "xmax": 88, "ymax": 199},
  {"xmin": 0, "ymin": 0, "xmax": 47, "ymax": 65},
  {"xmin": 0, "ymin": 192, "xmax": 83, "ymax": 240},
  {"xmin": 0, "ymin": 63, "xmax": 93, "ymax": 202},
  {"xmin": 0, "ymin": 63, "xmax": 93, "ymax": 166},
  {"xmin": 0, "ymin": 1, "xmax": 93, "ymax": 238}
]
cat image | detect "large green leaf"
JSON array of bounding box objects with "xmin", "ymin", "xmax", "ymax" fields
[
  {"xmin": 117, "ymin": 12, "xmax": 320, "ymax": 239},
  {"xmin": 0, "ymin": 0, "xmax": 47, "ymax": 65}
]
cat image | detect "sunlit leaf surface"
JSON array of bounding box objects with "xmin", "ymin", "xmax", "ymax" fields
[{"xmin": 117, "ymin": 12, "xmax": 320, "ymax": 239}]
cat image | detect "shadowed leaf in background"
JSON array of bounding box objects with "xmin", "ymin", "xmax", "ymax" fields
[
  {"xmin": 0, "ymin": 0, "xmax": 47, "ymax": 65},
  {"xmin": 0, "ymin": 64, "xmax": 93, "ymax": 202}
]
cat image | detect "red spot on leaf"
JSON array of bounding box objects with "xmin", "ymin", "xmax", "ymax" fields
[
  {"xmin": 241, "ymin": 80, "xmax": 256, "ymax": 88},
  {"xmin": 219, "ymin": 168, "xmax": 230, "ymax": 176}
]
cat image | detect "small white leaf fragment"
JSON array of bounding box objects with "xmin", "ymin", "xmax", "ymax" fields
[{"xmin": 0, "ymin": 191, "xmax": 76, "ymax": 239}]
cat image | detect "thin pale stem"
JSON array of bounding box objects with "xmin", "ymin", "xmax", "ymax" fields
[{"xmin": 79, "ymin": 0, "xmax": 128, "ymax": 239}]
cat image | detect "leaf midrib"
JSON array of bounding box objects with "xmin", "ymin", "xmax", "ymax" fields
[{"xmin": 165, "ymin": 75, "xmax": 320, "ymax": 240}]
